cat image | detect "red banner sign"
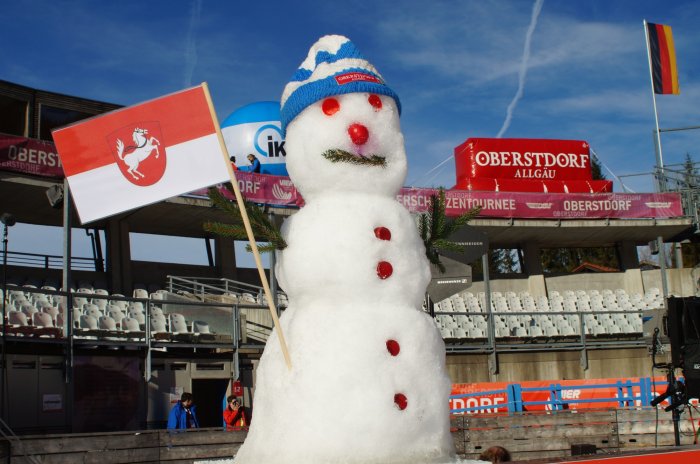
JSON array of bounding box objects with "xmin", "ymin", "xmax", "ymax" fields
[
  {"xmin": 456, "ymin": 138, "xmax": 593, "ymax": 181},
  {"xmin": 400, "ymin": 189, "xmax": 682, "ymax": 219},
  {"xmin": 454, "ymin": 138, "xmax": 613, "ymax": 193},
  {"xmin": 0, "ymin": 133, "xmax": 64, "ymax": 178}
]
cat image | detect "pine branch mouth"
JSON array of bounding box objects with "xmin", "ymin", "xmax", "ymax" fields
[{"xmin": 322, "ymin": 149, "xmax": 386, "ymax": 167}]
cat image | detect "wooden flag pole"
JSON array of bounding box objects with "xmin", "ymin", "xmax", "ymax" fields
[{"xmin": 201, "ymin": 82, "xmax": 292, "ymax": 370}]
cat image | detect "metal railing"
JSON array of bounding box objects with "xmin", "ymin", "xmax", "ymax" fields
[
  {"xmin": 167, "ymin": 276, "xmax": 266, "ymax": 300},
  {"xmin": 437, "ymin": 308, "xmax": 645, "ymax": 351},
  {"xmin": 2, "ymin": 287, "xmax": 242, "ymax": 348},
  {"xmin": 0, "ymin": 250, "xmax": 101, "ymax": 271}
]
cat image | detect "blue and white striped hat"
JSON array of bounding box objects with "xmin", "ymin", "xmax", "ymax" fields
[{"xmin": 280, "ymin": 35, "xmax": 401, "ymax": 133}]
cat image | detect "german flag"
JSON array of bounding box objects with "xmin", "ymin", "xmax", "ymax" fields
[{"xmin": 646, "ymin": 22, "xmax": 680, "ymax": 94}]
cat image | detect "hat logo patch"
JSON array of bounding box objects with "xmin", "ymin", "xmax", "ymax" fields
[{"xmin": 335, "ymin": 72, "xmax": 382, "ymax": 86}]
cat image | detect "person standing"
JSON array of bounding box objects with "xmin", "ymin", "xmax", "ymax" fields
[
  {"xmin": 239, "ymin": 154, "xmax": 261, "ymax": 173},
  {"xmin": 223, "ymin": 395, "xmax": 250, "ymax": 430},
  {"xmin": 167, "ymin": 392, "xmax": 199, "ymax": 430}
]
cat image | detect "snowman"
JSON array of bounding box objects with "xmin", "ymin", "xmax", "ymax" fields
[{"xmin": 233, "ymin": 35, "xmax": 455, "ymax": 464}]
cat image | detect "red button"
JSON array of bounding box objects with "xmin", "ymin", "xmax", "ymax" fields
[
  {"xmin": 394, "ymin": 393, "xmax": 407, "ymax": 410},
  {"xmin": 374, "ymin": 227, "xmax": 391, "ymax": 241},
  {"xmin": 386, "ymin": 339, "xmax": 400, "ymax": 356},
  {"xmin": 377, "ymin": 261, "xmax": 393, "ymax": 279}
]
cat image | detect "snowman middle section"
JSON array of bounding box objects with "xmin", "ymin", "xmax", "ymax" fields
[{"xmin": 238, "ymin": 193, "xmax": 455, "ymax": 462}]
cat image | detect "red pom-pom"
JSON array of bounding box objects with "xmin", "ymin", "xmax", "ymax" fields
[
  {"xmin": 322, "ymin": 98, "xmax": 340, "ymax": 116},
  {"xmin": 368, "ymin": 94, "xmax": 382, "ymax": 110},
  {"xmin": 348, "ymin": 123, "xmax": 369, "ymax": 145},
  {"xmin": 374, "ymin": 227, "xmax": 391, "ymax": 241},
  {"xmin": 386, "ymin": 339, "xmax": 400, "ymax": 356},
  {"xmin": 377, "ymin": 261, "xmax": 393, "ymax": 279},
  {"xmin": 394, "ymin": 393, "xmax": 407, "ymax": 410}
]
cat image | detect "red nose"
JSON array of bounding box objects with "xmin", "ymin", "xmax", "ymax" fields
[{"xmin": 348, "ymin": 123, "xmax": 369, "ymax": 145}]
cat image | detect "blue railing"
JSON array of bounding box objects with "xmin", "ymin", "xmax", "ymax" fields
[{"xmin": 450, "ymin": 377, "xmax": 660, "ymax": 414}]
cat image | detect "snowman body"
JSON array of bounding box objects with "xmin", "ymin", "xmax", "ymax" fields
[{"xmin": 233, "ymin": 84, "xmax": 455, "ymax": 464}]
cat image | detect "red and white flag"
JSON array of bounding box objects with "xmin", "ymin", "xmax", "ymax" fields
[{"xmin": 52, "ymin": 84, "xmax": 229, "ymax": 224}]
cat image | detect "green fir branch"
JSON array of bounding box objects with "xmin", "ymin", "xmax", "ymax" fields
[
  {"xmin": 321, "ymin": 149, "xmax": 386, "ymax": 167},
  {"xmin": 205, "ymin": 187, "xmax": 287, "ymax": 251},
  {"xmin": 419, "ymin": 188, "xmax": 481, "ymax": 273}
]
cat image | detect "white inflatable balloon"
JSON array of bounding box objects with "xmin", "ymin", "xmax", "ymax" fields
[{"xmin": 221, "ymin": 101, "xmax": 287, "ymax": 176}]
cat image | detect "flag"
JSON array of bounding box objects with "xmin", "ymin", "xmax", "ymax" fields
[
  {"xmin": 646, "ymin": 22, "xmax": 680, "ymax": 95},
  {"xmin": 52, "ymin": 84, "xmax": 229, "ymax": 224}
]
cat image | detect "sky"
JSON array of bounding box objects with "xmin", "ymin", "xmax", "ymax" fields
[{"xmin": 2, "ymin": 0, "xmax": 700, "ymax": 266}]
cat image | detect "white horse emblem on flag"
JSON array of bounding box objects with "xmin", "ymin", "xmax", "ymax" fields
[{"xmin": 116, "ymin": 127, "xmax": 161, "ymax": 180}]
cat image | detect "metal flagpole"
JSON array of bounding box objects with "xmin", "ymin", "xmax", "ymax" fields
[{"xmin": 643, "ymin": 19, "xmax": 667, "ymax": 192}]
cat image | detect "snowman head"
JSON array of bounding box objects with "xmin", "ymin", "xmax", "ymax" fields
[{"xmin": 281, "ymin": 35, "xmax": 407, "ymax": 199}]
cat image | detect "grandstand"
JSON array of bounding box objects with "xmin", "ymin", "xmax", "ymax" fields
[{"xmin": 0, "ymin": 79, "xmax": 697, "ymax": 439}]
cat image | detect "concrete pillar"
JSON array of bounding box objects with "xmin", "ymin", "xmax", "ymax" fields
[
  {"xmin": 215, "ymin": 237, "xmax": 238, "ymax": 281},
  {"xmin": 106, "ymin": 218, "xmax": 132, "ymax": 294},
  {"xmin": 521, "ymin": 243, "xmax": 543, "ymax": 275},
  {"xmin": 618, "ymin": 240, "xmax": 640, "ymax": 271}
]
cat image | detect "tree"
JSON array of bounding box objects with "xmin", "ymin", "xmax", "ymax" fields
[
  {"xmin": 681, "ymin": 153, "xmax": 697, "ymax": 189},
  {"xmin": 591, "ymin": 154, "xmax": 605, "ymax": 181}
]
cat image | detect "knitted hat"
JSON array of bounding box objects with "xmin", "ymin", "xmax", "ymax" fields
[{"xmin": 280, "ymin": 35, "xmax": 401, "ymax": 133}]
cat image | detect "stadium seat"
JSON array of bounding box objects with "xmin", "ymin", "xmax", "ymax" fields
[
  {"xmin": 559, "ymin": 325, "xmax": 576, "ymax": 336},
  {"xmin": 42, "ymin": 306, "xmax": 60, "ymax": 322},
  {"xmin": 467, "ymin": 327, "xmax": 485, "ymax": 338},
  {"xmin": 83, "ymin": 305, "xmax": 101, "ymax": 319},
  {"xmin": 109, "ymin": 300, "xmax": 128, "ymax": 311},
  {"xmin": 108, "ymin": 308, "xmax": 127, "ymax": 324},
  {"xmin": 98, "ymin": 316, "xmax": 117, "ymax": 331},
  {"xmin": 93, "ymin": 298, "xmax": 108, "ymax": 311},
  {"xmin": 495, "ymin": 326, "xmax": 510, "ymax": 338},
  {"xmin": 20, "ymin": 302, "xmax": 38, "ymax": 318},
  {"xmin": 9, "ymin": 310, "xmax": 28, "ymax": 327},
  {"xmin": 130, "ymin": 301, "xmax": 145, "ymax": 312},
  {"xmin": 132, "ymin": 288, "xmax": 148, "ymax": 299},
  {"xmin": 150, "ymin": 315, "xmax": 167, "ymax": 334},
  {"xmin": 32, "ymin": 312, "xmax": 60, "ymax": 337},
  {"xmin": 440, "ymin": 327, "xmax": 453, "ymax": 339},
  {"xmin": 79, "ymin": 315, "xmax": 98, "ymax": 330},
  {"xmin": 121, "ymin": 317, "xmax": 142, "ymax": 333},
  {"xmin": 73, "ymin": 296, "xmax": 90, "ymax": 309},
  {"xmin": 528, "ymin": 326, "xmax": 544, "ymax": 337},
  {"xmin": 192, "ymin": 320, "xmax": 211, "ymax": 334},
  {"xmin": 453, "ymin": 328, "xmax": 467, "ymax": 339},
  {"xmin": 511, "ymin": 326, "xmax": 527, "ymax": 337}
]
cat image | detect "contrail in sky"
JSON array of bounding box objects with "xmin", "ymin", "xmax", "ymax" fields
[
  {"xmin": 183, "ymin": 0, "xmax": 202, "ymax": 87},
  {"xmin": 496, "ymin": 0, "xmax": 544, "ymax": 138}
]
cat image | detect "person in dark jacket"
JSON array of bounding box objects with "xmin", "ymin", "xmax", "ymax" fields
[
  {"xmin": 239, "ymin": 154, "xmax": 261, "ymax": 173},
  {"xmin": 223, "ymin": 395, "xmax": 250, "ymax": 430},
  {"xmin": 167, "ymin": 392, "xmax": 199, "ymax": 430}
]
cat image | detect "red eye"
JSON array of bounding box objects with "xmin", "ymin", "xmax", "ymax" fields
[
  {"xmin": 322, "ymin": 98, "xmax": 340, "ymax": 116},
  {"xmin": 368, "ymin": 94, "xmax": 382, "ymax": 110}
]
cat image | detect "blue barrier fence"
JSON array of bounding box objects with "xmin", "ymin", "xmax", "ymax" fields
[{"xmin": 450, "ymin": 377, "xmax": 663, "ymax": 414}]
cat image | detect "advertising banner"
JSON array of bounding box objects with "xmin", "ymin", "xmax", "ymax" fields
[
  {"xmin": 450, "ymin": 376, "xmax": 668, "ymax": 414},
  {"xmin": 453, "ymin": 138, "xmax": 615, "ymax": 193},
  {"xmin": 455, "ymin": 138, "xmax": 593, "ymax": 182},
  {"xmin": 2, "ymin": 136, "xmax": 683, "ymax": 220},
  {"xmin": 188, "ymin": 175, "xmax": 683, "ymax": 220},
  {"xmin": 0, "ymin": 133, "xmax": 64, "ymax": 178},
  {"xmin": 401, "ymin": 189, "xmax": 683, "ymax": 219}
]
